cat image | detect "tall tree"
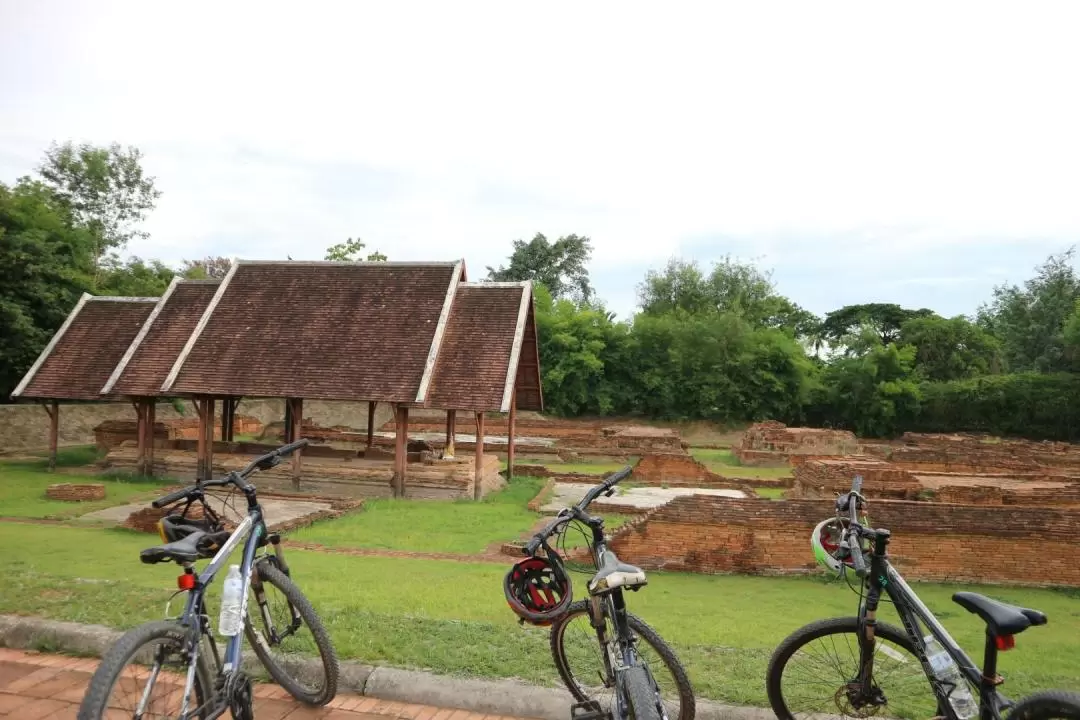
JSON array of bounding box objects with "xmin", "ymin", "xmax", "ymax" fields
[
  {"xmin": 977, "ymin": 248, "xmax": 1080, "ymax": 372},
  {"xmin": 324, "ymin": 237, "xmax": 387, "ymax": 262},
  {"xmin": 0, "ymin": 179, "xmax": 96, "ymax": 397},
  {"xmin": 37, "ymin": 142, "xmax": 161, "ymax": 268},
  {"xmin": 181, "ymin": 256, "xmax": 233, "ymax": 279},
  {"xmin": 95, "ymin": 256, "xmax": 176, "ymax": 297},
  {"xmin": 899, "ymin": 314, "xmax": 1002, "ymax": 381},
  {"xmin": 638, "ymin": 256, "xmax": 819, "ymax": 338},
  {"xmin": 818, "ymin": 303, "xmax": 935, "ymax": 349},
  {"xmin": 486, "ymin": 233, "xmax": 594, "ymax": 302}
]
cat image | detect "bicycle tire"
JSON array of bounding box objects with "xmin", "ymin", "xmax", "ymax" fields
[
  {"xmin": 550, "ymin": 599, "xmax": 695, "ymax": 720},
  {"xmin": 623, "ymin": 663, "xmax": 665, "ymax": 720},
  {"xmin": 767, "ymin": 616, "xmax": 940, "ymax": 720},
  {"xmin": 244, "ymin": 558, "xmax": 339, "ymax": 705},
  {"xmin": 1007, "ymin": 690, "xmax": 1080, "ymax": 720},
  {"xmin": 77, "ymin": 620, "xmax": 214, "ymax": 720}
]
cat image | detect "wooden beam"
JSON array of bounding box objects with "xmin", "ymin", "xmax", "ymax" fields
[
  {"xmin": 204, "ymin": 397, "xmax": 216, "ymax": 480},
  {"xmin": 507, "ymin": 392, "xmax": 517, "ymax": 480},
  {"xmin": 283, "ymin": 398, "xmax": 294, "ymax": 444},
  {"xmin": 146, "ymin": 400, "xmax": 156, "ymax": 477},
  {"xmin": 367, "ymin": 401, "xmax": 376, "ymax": 451},
  {"xmin": 444, "ymin": 410, "xmax": 456, "ymax": 458},
  {"xmin": 394, "ymin": 405, "xmax": 409, "ymax": 498},
  {"xmin": 195, "ymin": 396, "xmax": 207, "ymax": 480},
  {"xmin": 290, "ymin": 398, "xmax": 303, "ymax": 488},
  {"xmin": 134, "ymin": 400, "xmax": 147, "ymax": 476},
  {"xmin": 474, "ymin": 411, "xmax": 485, "ymax": 501},
  {"xmin": 43, "ymin": 401, "xmax": 59, "ymax": 472}
]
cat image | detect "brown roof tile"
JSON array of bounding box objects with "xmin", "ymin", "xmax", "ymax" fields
[
  {"xmin": 426, "ymin": 282, "xmax": 543, "ymax": 412},
  {"xmin": 12, "ymin": 296, "xmax": 158, "ymax": 401},
  {"xmin": 165, "ymin": 261, "xmax": 461, "ymax": 402},
  {"xmin": 104, "ymin": 279, "xmax": 221, "ymax": 397}
]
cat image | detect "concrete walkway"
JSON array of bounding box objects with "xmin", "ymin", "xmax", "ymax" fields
[
  {"xmin": 0, "ymin": 648, "xmax": 539, "ymax": 719},
  {"xmin": 73, "ymin": 496, "xmax": 336, "ymax": 527},
  {"xmin": 540, "ymin": 482, "xmax": 746, "ymax": 513}
]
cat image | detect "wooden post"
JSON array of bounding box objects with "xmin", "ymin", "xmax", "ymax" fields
[
  {"xmin": 394, "ymin": 405, "xmax": 409, "ymax": 498},
  {"xmin": 283, "ymin": 399, "xmax": 294, "ymax": 444},
  {"xmin": 367, "ymin": 401, "xmax": 377, "ymax": 451},
  {"xmin": 507, "ymin": 391, "xmax": 517, "ymax": 480},
  {"xmin": 290, "ymin": 398, "xmax": 303, "ymax": 488},
  {"xmin": 221, "ymin": 397, "xmax": 235, "ymax": 442},
  {"xmin": 205, "ymin": 397, "xmax": 216, "ymax": 480},
  {"xmin": 42, "ymin": 401, "xmax": 59, "ymax": 472},
  {"xmin": 146, "ymin": 400, "xmax": 157, "ymax": 477},
  {"xmin": 444, "ymin": 410, "xmax": 456, "ymax": 459},
  {"xmin": 195, "ymin": 396, "xmax": 208, "ymax": 480},
  {"xmin": 133, "ymin": 400, "xmax": 147, "ymax": 476},
  {"xmin": 474, "ymin": 411, "xmax": 485, "ymax": 501}
]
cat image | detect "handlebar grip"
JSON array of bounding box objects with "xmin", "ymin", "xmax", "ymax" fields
[
  {"xmin": 849, "ymin": 532, "xmax": 868, "ymax": 578},
  {"xmin": 525, "ymin": 536, "xmax": 543, "ymax": 555},
  {"xmin": 276, "ymin": 438, "xmax": 310, "ymax": 456},
  {"xmin": 152, "ymin": 486, "xmax": 193, "ymax": 509},
  {"xmin": 606, "ymin": 466, "xmax": 633, "ymax": 486}
]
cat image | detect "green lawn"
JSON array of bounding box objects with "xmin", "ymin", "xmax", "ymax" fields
[
  {"xmin": 287, "ymin": 477, "xmax": 546, "ymax": 554},
  {"xmin": 753, "ymin": 486, "xmax": 787, "ymax": 499},
  {"xmin": 0, "ymin": 453, "xmax": 171, "ymax": 519},
  {"xmin": 691, "ymin": 448, "xmax": 792, "ymax": 479},
  {"xmin": 1, "ymin": 523, "xmax": 1077, "ymax": 707}
]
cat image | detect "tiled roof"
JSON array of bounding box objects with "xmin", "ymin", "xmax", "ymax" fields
[
  {"xmin": 163, "ymin": 261, "xmax": 463, "ymax": 402},
  {"xmin": 11, "ymin": 295, "xmax": 158, "ymax": 401},
  {"xmin": 426, "ymin": 282, "xmax": 544, "ymax": 412},
  {"xmin": 102, "ymin": 279, "xmax": 222, "ymax": 397}
]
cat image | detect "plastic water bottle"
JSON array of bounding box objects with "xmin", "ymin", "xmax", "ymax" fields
[
  {"xmin": 924, "ymin": 635, "xmax": 977, "ymax": 719},
  {"xmin": 218, "ymin": 565, "xmax": 244, "ymax": 637}
]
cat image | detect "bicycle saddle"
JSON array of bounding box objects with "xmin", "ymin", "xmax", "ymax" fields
[
  {"xmin": 952, "ymin": 592, "xmax": 1047, "ymax": 636},
  {"xmin": 588, "ymin": 550, "xmax": 647, "ymax": 595},
  {"xmin": 140, "ymin": 530, "xmax": 227, "ymax": 565}
]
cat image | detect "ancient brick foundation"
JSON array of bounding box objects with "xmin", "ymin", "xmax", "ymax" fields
[
  {"xmin": 735, "ymin": 421, "xmax": 858, "ymax": 465},
  {"xmin": 45, "ymin": 483, "xmax": 106, "ymax": 502},
  {"xmin": 94, "ymin": 415, "xmax": 264, "ymax": 451},
  {"xmin": 631, "ymin": 454, "xmax": 748, "ymax": 491},
  {"xmin": 608, "ymin": 495, "xmax": 1080, "ymax": 587},
  {"xmin": 791, "ymin": 459, "xmax": 922, "ymax": 499}
]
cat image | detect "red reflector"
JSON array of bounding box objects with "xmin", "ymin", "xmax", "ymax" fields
[
  {"xmin": 177, "ymin": 574, "xmax": 196, "ymax": 591},
  {"xmin": 995, "ymin": 635, "xmax": 1015, "ymax": 651}
]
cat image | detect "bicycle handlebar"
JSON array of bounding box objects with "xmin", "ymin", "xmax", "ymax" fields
[
  {"xmin": 523, "ymin": 465, "xmax": 633, "ymax": 555},
  {"xmin": 150, "ymin": 439, "xmax": 311, "ymax": 509},
  {"xmin": 842, "ymin": 474, "xmax": 870, "ymax": 577}
]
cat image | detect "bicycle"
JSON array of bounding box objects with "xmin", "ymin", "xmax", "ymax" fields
[
  {"xmin": 77, "ymin": 439, "xmax": 339, "ymax": 720},
  {"xmin": 766, "ymin": 474, "xmax": 1080, "ymax": 720},
  {"xmin": 506, "ymin": 467, "xmax": 695, "ymax": 720}
]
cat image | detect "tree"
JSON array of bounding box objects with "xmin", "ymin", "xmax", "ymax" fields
[
  {"xmin": 0, "ymin": 179, "xmax": 96, "ymax": 397},
  {"xmin": 324, "ymin": 237, "xmax": 387, "ymax": 262},
  {"xmin": 638, "ymin": 256, "xmax": 819, "ymax": 338},
  {"xmin": 977, "ymin": 248, "xmax": 1080, "ymax": 372},
  {"xmin": 181, "ymin": 256, "xmax": 233, "ymax": 279},
  {"xmin": 818, "ymin": 303, "xmax": 935, "ymax": 349},
  {"xmin": 487, "ymin": 233, "xmax": 593, "ymax": 302},
  {"xmin": 37, "ymin": 141, "xmax": 161, "ymax": 268},
  {"xmin": 96, "ymin": 256, "xmax": 176, "ymax": 297},
  {"xmin": 899, "ymin": 314, "xmax": 1002, "ymax": 381}
]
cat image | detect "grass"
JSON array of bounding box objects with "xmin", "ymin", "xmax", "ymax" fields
[
  {"xmin": 691, "ymin": 448, "xmax": 793, "ymax": 479},
  {"xmin": 2, "ymin": 523, "xmax": 1076, "ymax": 707},
  {"xmin": 753, "ymin": 486, "xmax": 787, "ymax": 499},
  {"xmin": 287, "ymin": 477, "xmax": 546, "ymax": 554},
  {"xmin": 0, "ymin": 453, "xmax": 172, "ymax": 520}
]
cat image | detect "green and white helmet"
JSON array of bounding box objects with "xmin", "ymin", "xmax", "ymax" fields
[{"xmin": 810, "ymin": 517, "xmax": 851, "ymax": 574}]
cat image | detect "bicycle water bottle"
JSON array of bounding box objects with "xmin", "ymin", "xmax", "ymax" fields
[
  {"xmin": 924, "ymin": 635, "xmax": 977, "ymax": 719},
  {"xmin": 218, "ymin": 565, "xmax": 244, "ymax": 636}
]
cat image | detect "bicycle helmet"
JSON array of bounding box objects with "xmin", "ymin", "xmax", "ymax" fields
[
  {"xmin": 810, "ymin": 517, "xmax": 853, "ymax": 574},
  {"xmin": 503, "ymin": 555, "xmax": 572, "ymax": 626}
]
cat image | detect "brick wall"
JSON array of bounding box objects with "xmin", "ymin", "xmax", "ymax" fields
[
  {"xmin": 738, "ymin": 421, "xmax": 858, "ymax": 458},
  {"xmin": 94, "ymin": 415, "xmax": 264, "ymax": 450},
  {"xmin": 791, "ymin": 459, "xmax": 922, "ymax": 499},
  {"xmin": 45, "ymin": 483, "xmax": 106, "ymax": 501},
  {"xmin": 631, "ymin": 453, "xmax": 748, "ymax": 490},
  {"xmin": 607, "ymin": 495, "xmax": 1080, "ymax": 587}
]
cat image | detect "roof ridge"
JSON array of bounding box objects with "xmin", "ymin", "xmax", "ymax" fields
[
  {"xmin": 160, "ymin": 261, "xmax": 241, "ymax": 393},
  {"xmin": 415, "ymin": 261, "xmax": 465, "ymax": 404},
  {"xmin": 501, "ymin": 282, "xmax": 533, "ymax": 412},
  {"xmin": 10, "ymin": 293, "xmax": 93, "ymax": 398},
  {"xmin": 101, "ymin": 278, "xmax": 183, "ymax": 395},
  {"xmin": 233, "ymin": 259, "xmax": 461, "ymax": 267}
]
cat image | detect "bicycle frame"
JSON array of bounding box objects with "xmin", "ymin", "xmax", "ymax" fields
[{"xmin": 856, "ymin": 535, "xmax": 1013, "ymax": 720}]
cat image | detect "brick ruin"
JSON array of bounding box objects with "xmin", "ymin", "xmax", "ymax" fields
[
  {"xmin": 630, "ymin": 453, "xmax": 752, "ymax": 493},
  {"xmin": 735, "ymin": 421, "xmax": 858, "ymax": 465},
  {"xmin": 607, "ymin": 495, "xmax": 1080, "ymax": 587},
  {"xmin": 45, "ymin": 483, "xmax": 106, "ymax": 502},
  {"xmin": 94, "ymin": 415, "xmax": 264, "ymax": 452}
]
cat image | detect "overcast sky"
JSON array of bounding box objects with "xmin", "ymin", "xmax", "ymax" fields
[{"xmin": 2, "ymin": 1, "xmax": 1078, "ymax": 320}]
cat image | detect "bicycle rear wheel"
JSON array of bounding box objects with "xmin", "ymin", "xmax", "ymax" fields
[
  {"xmin": 1007, "ymin": 691, "xmax": 1080, "ymax": 720},
  {"xmin": 77, "ymin": 620, "xmax": 214, "ymax": 720},
  {"xmin": 623, "ymin": 663, "xmax": 665, "ymax": 720},
  {"xmin": 245, "ymin": 557, "xmax": 338, "ymax": 705}
]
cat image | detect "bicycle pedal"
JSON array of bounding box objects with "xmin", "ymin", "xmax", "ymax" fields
[{"xmin": 569, "ymin": 699, "xmax": 611, "ymax": 720}]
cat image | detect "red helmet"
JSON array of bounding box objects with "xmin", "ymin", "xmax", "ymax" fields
[{"xmin": 503, "ymin": 556, "xmax": 572, "ymax": 626}]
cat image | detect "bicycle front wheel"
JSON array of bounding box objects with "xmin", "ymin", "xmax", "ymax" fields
[
  {"xmin": 77, "ymin": 620, "xmax": 214, "ymax": 720},
  {"xmin": 767, "ymin": 616, "xmax": 942, "ymax": 720},
  {"xmin": 550, "ymin": 599, "xmax": 695, "ymax": 720},
  {"xmin": 245, "ymin": 558, "xmax": 339, "ymax": 705},
  {"xmin": 1007, "ymin": 691, "xmax": 1080, "ymax": 720}
]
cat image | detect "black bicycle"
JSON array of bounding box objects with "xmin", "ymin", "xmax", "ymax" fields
[
  {"xmin": 78, "ymin": 439, "xmax": 339, "ymax": 720},
  {"xmin": 766, "ymin": 474, "xmax": 1080, "ymax": 720},
  {"xmin": 522, "ymin": 467, "xmax": 695, "ymax": 720}
]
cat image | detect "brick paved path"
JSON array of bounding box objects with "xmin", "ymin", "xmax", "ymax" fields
[{"xmin": 0, "ymin": 648, "xmax": 539, "ymax": 719}]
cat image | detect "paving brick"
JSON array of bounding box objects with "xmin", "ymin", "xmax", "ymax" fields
[{"xmin": 13, "ymin": 698, "xmax": 68, "ymax": 720}]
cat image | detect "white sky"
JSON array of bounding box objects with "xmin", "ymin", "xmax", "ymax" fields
[{"xmin": 2, "ymin": 0, "xmax": 1079, "ymax": 319}]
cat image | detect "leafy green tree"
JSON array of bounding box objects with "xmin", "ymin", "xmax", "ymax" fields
[
  {"xmin": 96, "ymin": 256, "xmax": 176, "ymax": 296},
  {"xmin": 0, "ymin": 179, "xmax": 95, "ymax": 397},
  {"xmin": 324, "ymin": 237, "xmax": 387, "ymax": 262},
  {"xmin": 978, "ymin": 248, "xmax": 1080, "ymax": 372},
  {"xmin": 487, "ymin": 233, "xmax": 594, "ymax": 302},
  {"xmin": 818, "ymin": 303, "xmax": 935, "ymax": 349},
  {"xmin": 638, "ymin": 256, "xmax": 818, "ymax": 338},
  {"xmin": 37, "ymin": 141, "xmax": 161, "ymax": 268},
  {"xmin": 181, "ymin": 256, "xmax": 232, "ymax": 279},
  {"xmin": 899, "ymin": 314, "xmax": 1002, "ymax": 381}
]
